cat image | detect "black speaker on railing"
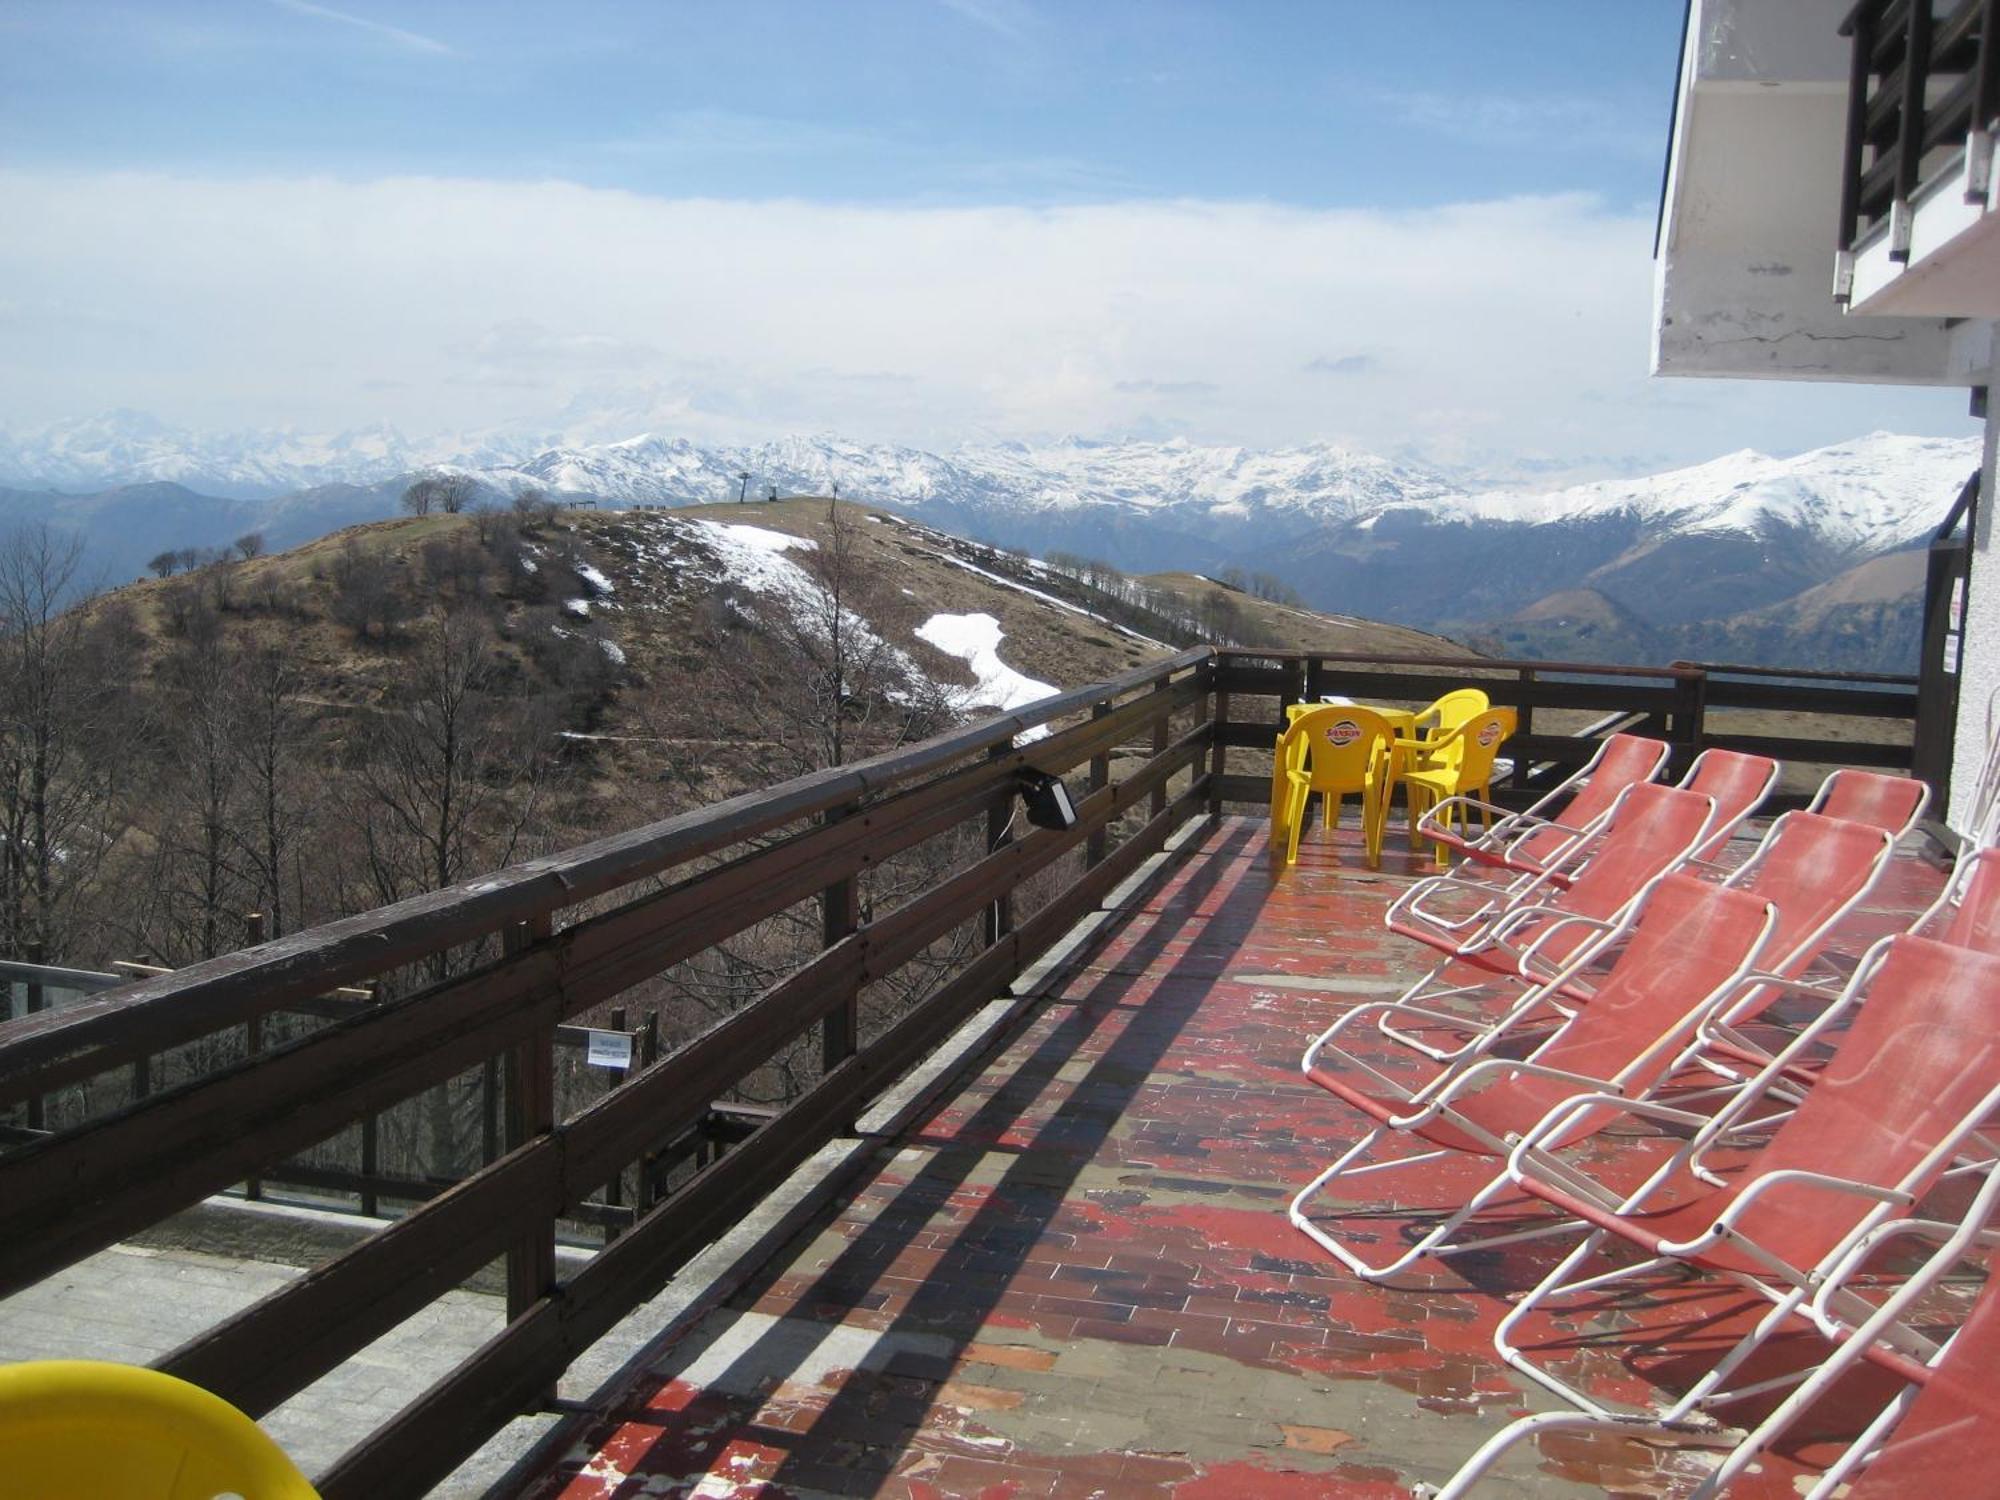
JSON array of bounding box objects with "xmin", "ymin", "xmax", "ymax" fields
[{"xmin": 1016, "ymin": 770, "xmax": 1077, "ymax": 831}]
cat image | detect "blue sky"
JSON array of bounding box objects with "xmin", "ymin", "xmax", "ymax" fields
[
  {"xmin": 4, "ymin": 2, "xmax": 1680, "ymax": 209},
  {"xmin": 0, "ymin": 1, "xmax": 1976, "ymax": 475}
]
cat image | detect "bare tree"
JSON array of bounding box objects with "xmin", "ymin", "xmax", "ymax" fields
[
  {"xmin": 402, "ymin": 474, "xmax": 475, "ymax": 517},
  {"xmin": 0, "ymin": 525, "xmax": 125, "ymax": 960},
  {"xmin": 230, "ymin": 643, "xmax": 315, "ymax": 939},
  {"xmin": 234, "ymin": 532, "xmax": 266, "ymax": 562},
  {"xmin": 329, "ymin": 540, "xmax": 412, "ymax": 640},
  {"xmin": 353, "ymin": 613, "xmax": 545, "ymax": 920},
  {"xmin": 149, "ymin": 635, "xmax": 245, "ymax": 960},
  {"xmin": 148, "ymin": 551, "xmax": 179, "ymax": 579}
]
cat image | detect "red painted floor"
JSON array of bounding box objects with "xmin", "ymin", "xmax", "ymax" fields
[{"xmin": 510, "ymin": 814, "xmax": 1951, "ymax": 1499}]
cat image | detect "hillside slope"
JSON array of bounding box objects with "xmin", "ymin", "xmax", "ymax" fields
[{"xmin": 38, "ymin": 498, "xmax": 1465, "ymax": 975}]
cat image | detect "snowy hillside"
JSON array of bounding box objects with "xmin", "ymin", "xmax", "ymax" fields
[
  {"xmin": 2, "ymin": 413, "xmax": 1974, "ymax": 564},
  {"xmin": 1447, "ymin": 432, "xmax": 1978, "ymax": 556}
]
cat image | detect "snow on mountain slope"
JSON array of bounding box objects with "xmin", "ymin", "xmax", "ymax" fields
[
  {"xmin": 2, "ymin": 411, "xmax": 1978, "ymax": 586},
  {"xmin": 1447, "ymin": 432, "xmax": 1978, "ymax": 554}
]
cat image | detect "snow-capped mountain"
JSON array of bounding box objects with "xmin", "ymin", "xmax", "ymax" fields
[
  {"xmin": 1440, "ymin": 432, "xmax": 1976, "ymax": 558},
  {"xmin": 0, "ymin": 411, "xmax": 540, "ymax": 500},
  {"xmin": 0, "ymin": 411, "xmax": 1978, "ymax": 670}
]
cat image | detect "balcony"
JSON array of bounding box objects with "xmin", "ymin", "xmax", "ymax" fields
[
  {"xmin": 1838, "ymin": 0, "xmax": 2000, "ymax": 315},
  {"xmin": 0, "ymin": 649, "xmax": 1947, "ymax": 1497}
]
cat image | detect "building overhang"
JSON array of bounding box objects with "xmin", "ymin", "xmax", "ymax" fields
[{"xmin": 1654, "ymin": 0, "xmax": 1961, "ymax": 384}]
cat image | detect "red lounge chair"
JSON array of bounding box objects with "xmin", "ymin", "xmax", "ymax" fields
[
  {"xmin": 1290, "ymin": 875, "xmax": 1776, "ymax": 1280},
  {"xmin": 1429, "ymin": 1165, "xmax": 2000, "ymax": 1499},
  {"xmin": 1382, "ymin": 781, "xmax": 1718, "ymax": 990},
  {"xmin": 1492, "ymin": 935, "xmax": 2000, "ymax": 1420},
  {"xmin": 1912, "ymin": 846, "xmax": 2000, "ymax": 954},
  {"xmin": 1807, "ymin": 767, "xmax": 1930, "ymax": 838},
  {"xmin": 1366, "ymin": 807, "xmax": 1895, "ymax": 1084},
  {"xmin": 1415, "ymin": 731, "xmax": 1671, "ymax": 880},
  {"xmin": 1690, "ymin": 812, "xmax": 1900, "ymax": 1076},
  {"xmin": 1680, "ymin": 748, "xmax": 1781, "ymax": 863}
]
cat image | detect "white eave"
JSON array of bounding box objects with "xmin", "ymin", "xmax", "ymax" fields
[{"xmin": 1654, "ymin": 0, "xmax": 1959, "ymax": 384}]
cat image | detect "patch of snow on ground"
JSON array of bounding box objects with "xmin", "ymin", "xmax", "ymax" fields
[
  {"xmin": 597, "ymin": 637, "xmax": 626, "ymax": 666},
  {"xmin": 679, "ymin": 519, "xmax": 924, "ymax": 697},
  {"xmin": 562, "ymin": 598, "xmax": 591, "ymax": 620},
  {"xmin": 916, "ymin": 612, "xmax": 1058, "ymax": 741},
  {"xmin": 575, "ymin": 562, "xmax": 615, "ymax": 595}
]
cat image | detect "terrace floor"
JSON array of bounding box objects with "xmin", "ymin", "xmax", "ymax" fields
[{"xmin": 505, "ymin": 812, "xmax": 1948, "ymax": 1500}]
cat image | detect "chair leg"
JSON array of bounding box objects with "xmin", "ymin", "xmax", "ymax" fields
[
  {"xmin": 1285, "ymin": 784, "xmax": 1309, "ymax": 866},
  {"xmin": 1324, "ymin": 791, "xmax": 1340, "ymax": 832}
]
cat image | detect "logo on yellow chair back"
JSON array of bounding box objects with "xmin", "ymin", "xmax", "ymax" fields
[
  {"xmin": 1478, "ymin": 721, "xmax": 1501, "ymax": 747},
  {"xmin": 1325, "ymin": 719, "xmax": 1362, "ymax": 747}
]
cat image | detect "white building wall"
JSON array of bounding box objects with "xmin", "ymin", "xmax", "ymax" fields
[{"xmin": 1951, "ymin": 409, "xmax": 2000, "ymax": 833}]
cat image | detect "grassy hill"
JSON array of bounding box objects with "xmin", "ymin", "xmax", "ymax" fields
[{"xmin": 22, "ymin": 497, "xmax": 1468, "ymax": 978}]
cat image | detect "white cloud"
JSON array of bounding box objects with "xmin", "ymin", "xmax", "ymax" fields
[
  {"xmin": 268, "ymin": 0, "xmax": 452, "ymax": 56},
  {"xmin": 0, "ymin": 169, "xmax": 1971, "ymax": 472}
]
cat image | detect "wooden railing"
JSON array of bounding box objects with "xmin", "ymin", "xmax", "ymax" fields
[
  {"xmin": 0, "ymin": 642, "xmax": 1937, "ymax": 1497},
  {"xmin": 1204, "ymin": 649, "xmax": 1923, "ymax": 813},
  {"xmin": 1837, "ymin": 0, "xmax": 1999, "ymax": 292},
  {"xmin": 0, "ymin": 646, "xmax": 1214, "ymax": 1499}
]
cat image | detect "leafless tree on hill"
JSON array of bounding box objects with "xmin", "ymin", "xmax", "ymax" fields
[
  {"xmin": 0, "ymin": 524, "xmax": 128, "ymax": 962},
  {"xmin": 401, "ymin": 473, "xmax": 475, "ymax": 517}
]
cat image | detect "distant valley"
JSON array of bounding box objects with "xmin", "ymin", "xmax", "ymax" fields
[{"xmin": 0, "ymin": 414, "xmax": 1979, "ymax": 674}]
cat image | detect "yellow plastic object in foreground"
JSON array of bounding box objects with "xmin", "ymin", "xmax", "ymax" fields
[{"xmin": 0, "ymin": 1359, "xmax": 320, "ymax": 1500}]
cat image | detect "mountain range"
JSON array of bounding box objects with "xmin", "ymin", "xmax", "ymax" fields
[{"xmin": 0, "ymin": 412, "xmax": 1979, "ymax": 672}]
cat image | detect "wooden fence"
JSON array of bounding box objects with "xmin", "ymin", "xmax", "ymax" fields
[{"xmin": 0, "ymin": 643, "xmax": 1935, "ymax": 1497}]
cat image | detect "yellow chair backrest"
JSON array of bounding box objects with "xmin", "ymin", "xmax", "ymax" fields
[
  {"xmin": 0, "ymin": 1360, "xmax": 320, "ymax": 1500},
  {"xmin": 1421, "ymin": 688, "xmax": 1490, "ymax": 741},
  {"xmin": 1432, "ymin": 707, "xmax": 1516, "ymax": 789},
  {"xmin": 1281, "ymin": 705, "xmax": 1397, "ymax": 793}
]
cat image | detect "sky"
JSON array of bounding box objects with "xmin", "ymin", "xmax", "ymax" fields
[{"xmin": 0, "ymin": 0, "xmax": 1979, "ymax": 478}]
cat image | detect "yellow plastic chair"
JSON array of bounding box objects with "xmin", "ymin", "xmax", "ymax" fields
[
  {"xmin": 1269, "ymin": 705, "xmax": 1398, "ymax": 870},
  {"xmin": 1414, "ymin": 687, "xmax": 1490, "ymax": 743},
  {"xmin": 1396, "ymin": 707, "xmax": 1517, "ymax": 864},
  {"xmin": 0, "ymin": 1360, "xmax": 320, "ymax": 1500}
]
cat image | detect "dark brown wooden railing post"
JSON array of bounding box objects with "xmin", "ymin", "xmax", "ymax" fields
[
  {"xmin": 1208, "ymin": 656, "xmax": 1230, "ymax": 817},
  {"xmin": 503, "ymin": 915, "xmax": 556, "ymax": 1323},
  {"xmin": 636, "ymin": 1010, "xmax": 660, "ymax": 1215},
  {"xmin": 1085, "ymin": 701, "xmax": 1112, "ymax": 869},
  {"xmin": 602, "ymin": 1006, "xmax": 628, "ymax": 1241},
  {"xmin": 1515, "ymin": 667, "xmax": 1536, "ymax": 789},
  {"xmin": 819, "ymin": 802, "xmax": 862, "ymax": 1077},
  {"xmin": 1673, "ymin": 666, "xmax": 1708, "ymax": 780},
  {"xmin": 242, "ymin": 912, "xmax": 266, "ymax": 1201},
  {"xmin": 985, "ymin": 747, "xmax": 1015, "ymax": 947},
  {"xmin": 1150, "ymin": 702, "xmax": 1171, "ymax": 820},
  {"xmin": 359, "ymin": 981, "xmax": 382, "ymax": 1218},
  {"xmin": 23, "ymin": 943, "xmax": 42, "ymax": 1134}
]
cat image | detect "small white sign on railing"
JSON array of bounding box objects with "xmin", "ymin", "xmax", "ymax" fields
[{"xmin": 584, "ymin": 1029, "xmax": 634, "ymax": 1071}]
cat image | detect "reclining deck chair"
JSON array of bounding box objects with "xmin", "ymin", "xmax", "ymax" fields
[
  {"xmin": 1807, "ymin": 768, "xmax": 1930, "ymax": 839},
  {"xmin": 1290, "ymin": 874, "xmax": 1777, "ymax": 1280},
  {"xmin": 1364, "ymin": 805, "xmax": 1896, "ymax": 1083},
  {"xmin": 1491, "ymin": 935, "xmax": 2000, "ymax": 1419},
  {"xmin": 1679, "ymin": 749, "xmax": 1782, "ymax": 864},
  {"xmin": 1429, "ymin": 1164, "xmax": 2000, "ymax": 1499},
  {"xmin": 1687, "ymin": 812, "xmax": 1901, "ymax": 1077},
  {"xmin": 1415, "ymin": 731, "xmax": 1671, "ymax": 881},
  {"xmin": 1912, "ymin": 845, "xmax": 2000, "ymax": 953},
  {"xmin": 1268, "ymin": 704, "xmax": 1398, "ymax": 870},
  {"xmin": 1383, "ymin": 781, "xmax": 1720, "ymax": 987}
]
